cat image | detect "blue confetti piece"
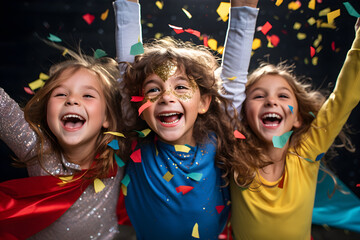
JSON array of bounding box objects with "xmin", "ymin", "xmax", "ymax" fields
[
  {"xmin": 107, "ymin": 139, "xmax": 119, "ymax": 150},
  {"xmin": 187, "ymin": 172, "xmax": 203, "ymax": 181},
  {"xmin": 288, "ymin": 105, "xmax": 294, "ymax": 114},
  {"xmin": 47, "ymin": 33, "xmax": 62, "ymax": 42},
  {"xmin": 272, "ymin": 131, "xmax": 293, "ymax": 148},
  {"xmin": 121, "ymin": 174, "xmax": 130, "ymax": 187},
  {"xmin": 114, "ymin": 153, "xmax": 125, "ymax": 167},
  {"xmin": 315, "ymin": 153, "xmax": 325, "ymax": 161},
  {"xmin": 309, "ymin": 112, "xmax": 316, "ymax": 118}
]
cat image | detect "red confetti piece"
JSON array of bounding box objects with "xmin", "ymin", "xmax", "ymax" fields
[
  {"xmin": 278, "ymin": 172, "xmax": 285, "ymax": 188},
  {"xmin": 234, "ymin": 130, "xmax": 246, "ymax": 139},
  {"xmin": 184, "ymin": 28, "xmax": 201, "ymax": 38},
  {"xmin": 203, "ymin": 35, "xmax": 208, "ymax": 47},
  {"xmin": 138, "ymin": 100, "xmax": 152, "ymax": 115},
  {"xmin": 176, "ymin": 186, "xmax": 194, "ymax": 195},
  {"xmin": 261, "ymin": 22, "xmax": 272, "ymax": 35},
  {"xmin": 82, "ymin": 13, "xmax": 95, "ymax": 25},
  {"xmin": 215, "ymin": 205, "xmax": 225, "ymax": 214},
  {"xmin": 131, "ymin": 140, "xmax": 137, "ymax": 151},
  {"xmin": 331, "ymin": 41, "xmax": 336, "ymax": 51},
  {"xmin": 356, "ymin": 184, "xmax": 360, "ymax": 187},
  {"xmin": 24, "ymin": 87, "xmax": 34, "ymax": 95},
  {"xmin": 173, "ymin": 28, "xmax": 185, "ymax": 34},
  {"xmin": 130, "ymin": 149, "xmax": 141, "ymax": 163},
  {"xmin": 131, "ymin": 96, "xmax": 144, "ymax": 102},
  {"xmin": 310, "ymin": 46, "xmax": 316, "ymax": 58},
  {"xmin": 268, "ymin": 35, "xmax": 280, "ymax": 47}
]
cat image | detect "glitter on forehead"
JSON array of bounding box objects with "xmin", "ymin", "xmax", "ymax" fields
[{"xmin": 154, "ymin": 61, "xmax": 177, "ymax": 82}]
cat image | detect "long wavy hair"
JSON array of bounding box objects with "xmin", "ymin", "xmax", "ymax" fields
[
  {"xmin": 121, "ymin": 37, "xmax": 245, "ymax": 186},
  {"xmin": 23, "ymin": 48, "xmax": 124, "ymax": 180}
]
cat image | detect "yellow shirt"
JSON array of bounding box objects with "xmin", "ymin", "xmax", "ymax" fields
[{"xmin": 231, "ymin": 29, "xmax": 360, "ymax": 240}]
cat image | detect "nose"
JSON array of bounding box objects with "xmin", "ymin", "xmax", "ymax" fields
[
  {"xmin": 65, "ymin": 96, "xmax": 80, "ymax": 106},
  {"xmin": 264, "ymin": 97, "xmax": 277, "ymax": 107},
  {"xmin": 158, "ymin": 90, "xmax": 176, "ymax": 104}
]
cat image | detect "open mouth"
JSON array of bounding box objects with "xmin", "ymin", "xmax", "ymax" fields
[
  {"xmin": 157, "ymin": 112, "xmax": 183, "ymax": 125},
  {"xmin": 261, "ymin": 113, "xmax": 282, "ymax": 126},
  {"xmin": 61, "ymin": 114, "xmax": 85, "ymax": 129}
]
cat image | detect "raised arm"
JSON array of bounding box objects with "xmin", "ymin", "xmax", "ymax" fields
[{"xmin": 220, "ymin": 0, "xmax": 258, "ymax": 113}]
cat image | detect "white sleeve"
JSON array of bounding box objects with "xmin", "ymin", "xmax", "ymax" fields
[{"xmin": 219, "ymin": 6, "xmax": 258, "ymax": 114}]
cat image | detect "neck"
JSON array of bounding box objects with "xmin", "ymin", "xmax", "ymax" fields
[
  {"xmin": 259, "ymin": 143, "xmax": 288, "ymax": 182},
  {"xmin": 62, "ymin": 144, "xmax": 96, "ymax": 169}
]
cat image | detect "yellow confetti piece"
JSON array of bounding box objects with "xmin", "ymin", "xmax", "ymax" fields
[
  {"xmin": 216, "ymin": 2, "xmax": 230, "ymax": 22},
  {"xmin": 147, "ymin": 23, "xmax": 154, "ymax": 28},
  {"xmin": 39, "ymin": 72, "xmax": 49, "ymax": 80},
  {"xmin": 217, "ymin": 46, "xmax": 224, "ymax": 54},
  {"xmin": 319, "ymin": 8, "xmax": 330, "ymax": 17},
  {"xmin": 141, "ymin": 128, "xmax": 151, "ymax": 137},
  {"xmin": 94, "ymin": 178, "xmax": 105, "ymax": 193},
  {"xmin": 267, "ymin": 38, "xmax": 274, "ymax": 48},
  {"xmin": 155, "ymin": 146, "xmax": 159, "ymax": 156},
  {"xmin": 288, "ymin": 1, "xmax": 301, "ymax": 11},
  {"xmin": 308, "ymin": 0, "xmax": 315, "ymax": 10},
  {"xmin": 208, "ymin": 39, "xmax": 218, "ymax": 51},
  {"xmin": 312, "ymin": 56, "xmax": 318, "ymax": 66},
  {"xmin": 163, "ymin": 171, "xmax": 174, "ymax": 182},
  {"xmin": 307, "ymin": 17, "xmax": 316, "ymax": 25},
  {"xmin": 316, "ymin": 46, "xmax": 323, "ymax": 53},
  {"xmin": 227, "ymin": 76, "xmax": 237, "ymax": 81},
  {"xmin": 320, "ymin": 22, "xmax": 336, "ymax": 29},
  {"xmin": 327, "ymin": 9, "xmax": 340, "ymax": 24},
  {"xmin": 155, "ymin": 1, "xmax": 163, "ymax": 10},
  {"xmin": 313, "ymin": 34, "xmax": 322, "ymax": 48},
  {"xmin": 252, "ymin": 38, "xmax": 261, "ymax": 50},
  {"xmin": 304, "ymin": 58, "xmax": 309, "ymax": 65},
  {"xmin": 275, "ymin": 0, "xmax": 283, "ymax": 6},
  {"xmin": 104, "ymin": 131, "xmax": 125, "ymax": 138},
  {"xmin": 182, "ymin": 8, "xmax": 192, "ymax": 19},
  {"xmin": 62, "ymin": 48, "xmax": 69, "ymax": 56},
  {"xmin": 29, "ymin": 79, "xmax": 45, "ymax": 91},
  {"xmin": 293, "ymin": 22, "xmax": 301, "ymax": 30},
  {"xmin": 59, "ymin": 175, "xmax": 74, "ymax": 182},
  {"xmin": 192, "ymin": 223, "xmax": 200, "ymax": 238},
  {"xmin": 101, "ymin": 9, "xmax": 109, "ymax": 21},
  {"xmin": 121, "ymin": 184, "xmax": 127, "ymax": 196},
  {"xmin": 155, "ymin": 33, "xmax": 163, "ymax": 39},
  {"xmin": 174, "ymin": 145, "xmax": 191, "ymax": 153},
  {"xmin": 297, "ymin": 33, "xmax": 307, "ymax": 40}
]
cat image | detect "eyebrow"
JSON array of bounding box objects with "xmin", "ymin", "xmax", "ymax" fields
[
  {"xmin": 249, "ymin": 86, "xmax": 292, "ymax": 93},
  {"xmin": 54, "ymin": 84, "xmax": 101, "ymax": 95}
]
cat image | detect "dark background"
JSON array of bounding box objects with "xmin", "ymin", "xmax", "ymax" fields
[{"xmin": 0, "ymin": 0, "xmax": 359, "ymax": 237}]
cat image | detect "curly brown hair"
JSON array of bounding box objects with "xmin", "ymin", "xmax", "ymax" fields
[{"xmin": 23, "ymin": 47, "xmax": 124, "ymax": 180}]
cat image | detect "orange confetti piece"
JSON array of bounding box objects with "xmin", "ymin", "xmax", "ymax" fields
[
  {"xmin": 101, "ymin": 9, "xmax": 109, "ymax": 21},
  {"xmin": 138, "ymin": 100, "xmax": 152, "ymax": 115},
  {"xmin": 130, "ymin": 149, "xmax": 141, "ymax": 163},
  {"xmin": 252, "ymin": 38, "xmax": 261, "ymax": 50},
  {"xmin": 131, "ymin": 96, "xmax": 144, "ymax": 102},
  {"xmin": 216, "ymin": 205, "xmax": 225, "ymax": 214},
  {"xmin": 208, "ymin": 39, "xmax": 218, "ymax": 51},
  {"xmin": 310, "ymin": 46, "xmax": 315, "ymax": 58},
  {"xmin": 275, "ymin": 0, "xmax": 283, "ymax": 6},
  {"xmin": 234, "ymin": 130, "xmax": 246, "ymax": 139},
  {"xmin": 216, "ymin": 2, "xmax": 230, "ymax": 22},
  {"xmin": 176, "ymin": 186, "xmax": 194, "ymax": 195},
  {"xmin": 308, "ymin": 0, "xmax": 315, "ymax": 10},
  {"xmin": 288, "ymin": 1, "xmax": 301, "ymax": 10},
  {"xmin": 261, "ymin": 22, "xmax": 272, "ymax": 35},
  {"xmin": 82, "ymin": 13, "xmax": 95, "ymax": 25}
]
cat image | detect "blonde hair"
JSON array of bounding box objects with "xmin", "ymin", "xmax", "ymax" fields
[{"xmin": 23, "ymin": 47, "xmax": 123, "ymax": 180}]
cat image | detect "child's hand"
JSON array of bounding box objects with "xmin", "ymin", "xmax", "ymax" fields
[
  {"xmin": 231, "ymin": 0, "xmax": 259, "ymax": 8},
  {"xmin": 355, "ymin": 18, "xmax": 360, "ymax": 32}
]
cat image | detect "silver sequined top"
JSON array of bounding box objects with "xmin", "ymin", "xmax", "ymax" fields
[{"xmin": 0, "ymin": 88, "xmax": 131, "ymax": 239}]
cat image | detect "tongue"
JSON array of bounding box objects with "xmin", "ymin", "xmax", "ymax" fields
[
  {"xmin": 64, "ymin": 121, "xmax": 83, "ymax": 129},
  {"xmin": 161, "ymin": 115, "xmax": 179, "ymax": 123},
  {"xmin": 263, "ymin": 119, "xmax": 280, "ymax": 125}
]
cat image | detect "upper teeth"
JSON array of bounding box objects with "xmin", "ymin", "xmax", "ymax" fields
[
  {"xmin": 263, "ymin": 113, "xmax": 281, "ymax": 119},
  {"xmin": 158, "ymin": 113, "xmax": 178, "ymax": 117},
  {"xmin": 62, "ymin": 114, "xmax": 84, "ymax": 120}
]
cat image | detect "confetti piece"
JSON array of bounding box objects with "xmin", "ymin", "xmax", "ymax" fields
[
  {"xmin": 82, "ymin": 13, "xmax": 95, "ymax": 25},
  {"xmin": 59, "ymin": 175, "xmax": 74, "ymax": 182},
  {"xmin": 356, "ymin": 184, "xmax": 360, "ymax": 187},
  {"xmin": 176, "ymin": 186, "xmax": 194, "ymax": 195},
  {"xmin": 146, "ymin": 23, "xmax": 154, "ymax": 28},
  {"xmin": 227, "ymin": 76, "xmax": 237, "ymax": 81},
  {"xmin": 131, "ymin": 96, "xmax": 144, "ymax": 102},
  {"xmin": 313, "ymin": 34, "xmax": 322, "ymax": 48},
  {"xmin": 154, "ymin": 33, "xmax": 163, "ymax": 39},
  {"xmin": 312, "ymin": 56, "xmax": 318, "ymax": 66},
  {"xmin": 24, "ymin": 87, "xmax": 34, "ymax": 95},
  {"xmin": 272, "ymin": 131, "xmax": 293, "ymax": 148},
  {"xmin": 304, "ymin": 158, "xmax": 315, "ymax": 163},
  {"xmin": 216, "ymin": 2, "xmax": 230, "ymax": 22},
  {"xmin": 275, "ymin": 0, "xmax": 283, "ymax": 6},
  {"xmin": 234, "ymin": 130, "xmax": 246, "ymax": 139},
  {"xmin": 138, "ymin": 100, "xmax": 152, "ymax": 115},
  {"xmin": 47, "ymin": 33, "xmax": 62, "ymax": 42},
  {"xmin": 192, "ymin": 223, "xmax": 200, "ymax": 238},
  {"xmin": 208, "ymin": 39, "xmax": 218, "ymax": 51},
  {"xmin": 288, "ymin": 1, "xmax": 301, "ymax": 11},
  {"xmin": 217, "ymin": 46, "xmax": 224, "ymax": 54},
  {"xmin": 319, "ymin": 8, "xmax": 330, "ymax": 17},
  {"xmin": 327, "ymin": 9, "xmax": 340, "ymax": 24},
  {"xmin": 94, "ymin": 178, "xmax": 105, "ymax": 193},
  {"xmin": 288, "ymin": 105, "xmax": 294, "ymax": 113},
  {"xmin": 343, "ymin": 2, "xmax": 360, "ymax": 17},
  {"xmin": 310, "ymin": 46, "xmax": 315, "ymax": 58},
  {"xmin": 308, "ymin": 17, "xmax": 316, "ymax": 25},
  {"xmin": 315, "ymin": 153, "xmax": 325, "ymax": 161},
  {"xmin": 297, "ymin": 33, "xmax": 307, "ymax": 40},
  {"xmin": 184, "ymin": 28, "xmax": 201, "ymax": 38},
  {"xmin": 216, "ymin": 205, "xmax": 225, "ymax": 214},
  {"xmin": 320, "ymin": 22, "xmax": 336, "ymax": 29},
  {"xmin": 121, "ymin": 174, "xmax": 130, "ymax": 187},
  {"xmin": 309, "ymin": 112, "xmax": 316, "ymax": 118},
  {"xmin": 130, "ymin": 42, "xmax": 144, "ymax": 56},
  {"xmin": 121, "ymin": 184, "xmax": 127, "ymax": 196},
  {"xmin": 267, "ymin": 35, "xmax": 280, "ymax": 47},
  {"xmin": 107, "ymin": 139, "xmax": 119, "ymax": 150},
  {"xmin": 94, "ymin": 49, "xmax": 107, "ymax": 59},
  {"xmin": 252, "ymin": 38, "xmax": 261, "ymax": 50},
  {"xmin": 115, "ymin": 153, "xmax": 125, "ymax": 167},
  {"xmin": 155, "ymin": 1, "xmax": 163, "ymax": 10},
  {"xmin": 261, "ymin": 22, "xmax": 272, "ymax": 35},
  {"xmin": 331, "ymin": 41, "xmax": 336, "ymax": 51},
  {"xmin": 130, "ymin": 149, "xmax": 141, "ymax": 163},
  {"xmin": 104, "ymin": 131, "xmax": 125, "ymax": 138},
  {"xmin": 308, "ymin": 0, "xmax": 315, "ymax": 10},
  {"xmin": 135, "ymin": 128, "xmax": 151, "ymax": 138},
  {"xmin": 29, "ymin": 79, "xmax": 45, "ymax": 91},
  {"xmin": 39, "ymin": 73, "xmax": 49, "ymax": 80},
  {"xmin": 101, "ymin": 9, "xmax": 109, "ymax": 21},
  {"xmin": 174, "ymin": 145, "xmax": 191, "ymax": 153},
  {"xmin": 182, "ymin": 8, "xmax": 192, "ymax": 19},
  {"xmin": 163, "ymin": 171, "xmax": 174, "ymax": 182},
  {"xmin": 62, "ymin": 48, "xmax": 69, "ymax": 56},
  {"xmin": 293, "ymin": 22, "xmax": 301, "ymax": 30},
  {"xmin": 203, "ymin": 35, "xmax": 208, "ymax": 47},
  {"xmin": 187, "ymin": 172, "xmax": 203, "ymax": 181}
]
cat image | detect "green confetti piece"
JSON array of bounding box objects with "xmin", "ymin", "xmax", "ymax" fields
[
  {"xmin": 114, "ymin": 153, "xmax": 125, "ymax": 167},
  {"xmin": 187, "ymin": 172, "xmax": 203, "ymax": 181},
  {"xmin": 309, "ymin": 111, "xmax": 316, "ymax": 118},
  {"xmin": 134, "ymin": 129, "xmax": 151, "ymax": 138},
  {"xmin": 272, "ymin": 131, "xmax": 293, "ymax": 148},
  {"xmin": 304, "ymin": 158, "xmax": 315, "ymax": 163},
  {"xmin": 343, "ymin": 2, "xmax": 360, "ymax": 18},
  {"xmin": 121, "ymin": 174, "xmax": 130, "ymax": 187},
  {"xmin": 47, "ymin": 33, "xmax": 62, "ymax": 42},
  {"xmin": 94, "ymin": 49, "xmax": 107, "ymax": 59},
  {"xmin": 130, "ymin": 42, "xmax": 144, "ymax": 55},
  {"xmin": 107, "ymin": 139, "xmax": 119, "ymax": 150}
]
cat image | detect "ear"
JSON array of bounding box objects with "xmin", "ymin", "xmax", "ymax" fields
[
  {"xmin": 293, "ymin": 113, "xmax": 302, "ymax": 128},
  {"xmin": 102, "ymin": 118, "xmax": 110, "ymax": 129},
  {"xmin": 198, "ymin": 95, "xmax": 212, "ymax": 114}
]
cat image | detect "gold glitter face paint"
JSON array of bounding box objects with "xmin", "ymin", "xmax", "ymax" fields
[{"xmin": 153, "ymin": 61, "xmax": 178, "ymax": 82}]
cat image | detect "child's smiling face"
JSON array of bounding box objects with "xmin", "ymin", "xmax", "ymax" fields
[
  {"xmin": 141, "ymin": 62, "xmax": 211, "ymax": 146},
  {"xmin": 244, "ymin": 74, "xmax": 302, "ymax": 146}
]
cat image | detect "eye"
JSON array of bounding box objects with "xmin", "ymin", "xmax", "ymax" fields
[
  {"xmin": 54, "ymin": 93, "xmax": 66, "ymax": 97},
  {"xmin": 279, "ymin": 93, "xmax": 289, "ymax": 98},
  {"xmin": 175, "ymin": 85, "xmax": 190, "ymax": 91},
  {"xmin": 253, "ymin": 95, "xmax": 264, "ymax": 99},
  {"xmin": 83, "ymin": 94, "xmax": 95, "ymax": 98}
]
